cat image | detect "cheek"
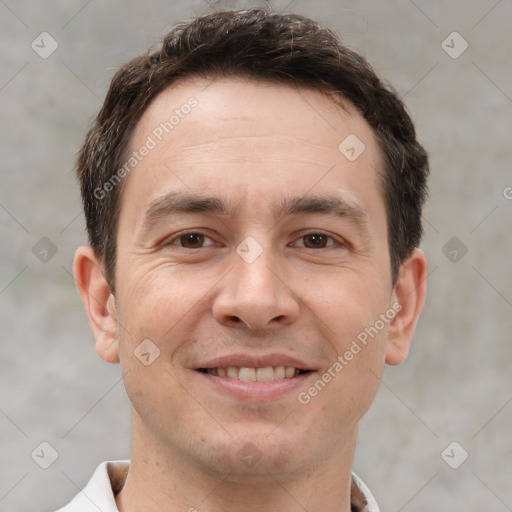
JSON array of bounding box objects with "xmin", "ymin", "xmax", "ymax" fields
[
  {"xmin": 114, "ymin": 263, "xmax": 222, "ymax": 391},
  {"xmin": 117, "ymin": 262, "xmax": 206, "ymax": 336},
  {"xmin": 120, "ymin": 363, "xmax": 191, "ymax": 442},
  {"xmin": 308, "ymin": 327, "xmax": 388, "ymax": 434},
  {"xmin": 308, "ymin": 271, "xmax": 389, "ymax": 344},
  {"xmin": 305, "ymin": 273, "xmax": 391, "ymax": 408}
]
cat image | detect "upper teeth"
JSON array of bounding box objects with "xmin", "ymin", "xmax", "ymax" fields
[{"xmin": 206, "ymin": 366, "xmax": 299, "ymax": 382}]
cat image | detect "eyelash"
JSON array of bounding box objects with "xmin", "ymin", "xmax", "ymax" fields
[
  {"xmin": 292, "ymin": 231, "xmax": 339, "ymax": 249},
  {"xmin": 165, "ymin": 230, "xmax": 343, "ymax": 249}
]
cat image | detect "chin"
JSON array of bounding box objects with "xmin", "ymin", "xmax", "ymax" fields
[{"xmin": 190, "ymin": 431, "xmax": 311, "ymax": 483}]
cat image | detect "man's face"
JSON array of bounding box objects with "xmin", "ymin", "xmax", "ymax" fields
[{"xmin": 112, "ymin": 78, "xmax": 397, "ymax": 478}]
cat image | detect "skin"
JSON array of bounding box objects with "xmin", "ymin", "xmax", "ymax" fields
[{"xmin": 74, "ymin": 78, "xmax": 427, "ymax": 512}]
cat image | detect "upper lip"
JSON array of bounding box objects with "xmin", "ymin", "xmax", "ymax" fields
[{"xmin": 195, "ymin": 353, "xmax": 315, "ymax": 371}]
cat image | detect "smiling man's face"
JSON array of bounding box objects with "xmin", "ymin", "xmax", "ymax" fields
[{"xmin": 76, "ymin": 78, "xmax": 425, "ymax": 483}]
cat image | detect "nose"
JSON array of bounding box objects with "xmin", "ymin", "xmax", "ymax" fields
[{"xmin": 212, "ymin": 247, "xmax": 300, "ymax": 331}]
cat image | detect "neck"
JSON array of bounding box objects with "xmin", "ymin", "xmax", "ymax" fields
[{"xmin": 115, "ymin": 414, "xmax": 358, "ymax": 512}]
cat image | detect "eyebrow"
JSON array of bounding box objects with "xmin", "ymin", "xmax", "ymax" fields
[
  {"xmin": 273, "ymin": 194, "xmax": 369, "ymax": 226},
  {"xmin": 137, "ymin": 191, "xmax": 370, "ymax": 236}
]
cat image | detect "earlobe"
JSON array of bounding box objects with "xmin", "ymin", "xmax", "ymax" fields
[
  {"xmin": 385, "ymin": 248, "xmax": 427, "ymax": 366},
  {"xmin": 73, "ymin": 246, "xmax": 120, "ymax": 364}
]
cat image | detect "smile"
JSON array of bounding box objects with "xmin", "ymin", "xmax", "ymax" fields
[{"xmin": 198, "ymin": 366, "xmax": 310, "ymax": 382}]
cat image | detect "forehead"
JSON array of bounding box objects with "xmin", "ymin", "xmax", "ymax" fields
[
  {"xmin": 132, "ymin": 77, "xmax": 378, "ymax": 161},
  {"xmin": 120, "ymin": 77, "xmax": 386, "ymax": 235}
]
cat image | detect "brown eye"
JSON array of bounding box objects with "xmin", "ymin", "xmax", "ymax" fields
[
  {"xmin": 302, "ymin": 233, "xmax": 331, "ymax": 248},
  {"xmin": 179, "ymin": 233, "xmax": 205, "ymax": 248}
]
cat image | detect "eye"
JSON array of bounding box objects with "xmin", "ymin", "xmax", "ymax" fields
[
  {"xmin": 294, "ymin": 232, "xmax": 337, "ymax": 249},
  {"xmin": 169, "ymin": 232, "xmax": 216, "ymax": 249}
]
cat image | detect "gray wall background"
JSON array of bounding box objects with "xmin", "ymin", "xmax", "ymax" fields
[{"xmin": 1, "ymin": 0, "xmax": 511, "ymax": 510}]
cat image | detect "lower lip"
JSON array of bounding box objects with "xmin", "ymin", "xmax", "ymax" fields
[{"xmin": 196, "ymin": 371, "xmax": 315, "ymax": 400}]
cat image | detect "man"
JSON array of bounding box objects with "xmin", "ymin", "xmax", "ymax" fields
[{"xmin": 60, "ymin": 7, "xmax": 428, "ymax": 512}]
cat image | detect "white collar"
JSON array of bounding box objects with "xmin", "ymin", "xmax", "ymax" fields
[{"xmin": 56, "ymin": 460, "xmax": 380, "ymax": 512}]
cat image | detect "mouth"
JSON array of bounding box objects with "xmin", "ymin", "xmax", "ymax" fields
[
  {"xmin": 197, "ymin": 366, "xmax": 311, "ymax": 382},
  {"xmin": 193, "ymin": 355, "xmax": 316, "ymax": 399}
]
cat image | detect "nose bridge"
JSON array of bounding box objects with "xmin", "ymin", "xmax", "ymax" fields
[
  {"xmin": 236, "ymin": 243, "xmax": 279, "ymax": 301},
  {"xmin": 213, "ymin": 237, "xmax": 299, "ymax": 329}
]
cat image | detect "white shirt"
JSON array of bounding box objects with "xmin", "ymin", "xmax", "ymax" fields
[{"xmin": 56, "ymin": 460, "xmax": 380, "ymax": 512}]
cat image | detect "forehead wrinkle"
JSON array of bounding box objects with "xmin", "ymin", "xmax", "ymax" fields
[{"xmin": 176, "ymin": 134, "xmax": 338, "ymax": 157}]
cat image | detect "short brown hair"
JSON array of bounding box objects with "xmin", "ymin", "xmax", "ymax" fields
[{"xmin": 77, "ymin": 7, "xmax": 429, "ymax": 291}]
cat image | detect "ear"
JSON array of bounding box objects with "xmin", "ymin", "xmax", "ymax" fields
[
  {"xmin": 385, "ymin": 248, "xmax": 427, "ymax": 366},
  {"xmin": 73, "ymin": 246, "xmax": 120, "ymax": 363}
]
